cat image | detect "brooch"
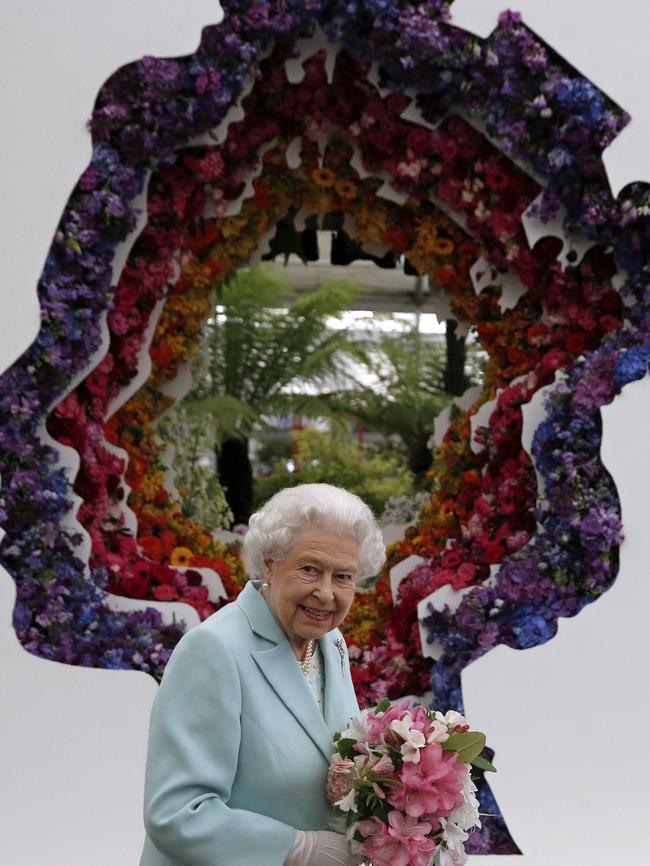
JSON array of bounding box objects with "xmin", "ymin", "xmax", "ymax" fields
[{"xmin": 336, "ymin": 637, "xmax": 346, "ymax": 674}]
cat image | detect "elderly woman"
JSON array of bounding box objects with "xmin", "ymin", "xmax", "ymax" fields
[{"xmin": 139, "ymin": 483, "xmax": 386, "ymax": 866}]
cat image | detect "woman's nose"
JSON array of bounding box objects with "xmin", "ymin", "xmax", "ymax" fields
[{"xmin": 312, "ymin": 573, "xmax": 335, "ymax": 603}]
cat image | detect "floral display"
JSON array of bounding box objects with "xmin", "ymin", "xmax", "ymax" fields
[
  {"xmin": 327, "ymin": 698, "xmax": 490, "ymax": 866},
  {"xmin": 1, "ymin": 2, "xmax": 650, "ymax": 855}
]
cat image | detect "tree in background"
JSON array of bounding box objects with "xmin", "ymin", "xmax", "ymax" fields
[
  {"xmin": 184, "ymin": 265, "xmax": 365, "ymax": 525},
  {"xmin": 330, "ymin": 327, "xmax": 451, "ymax": 483},
  {"xmin": 254, "ymin": 428, "xmax": 413, "ymax": 517},
  {"xmin": 330, "ymin": 322, "xmax": 485, "ymax": 484}
]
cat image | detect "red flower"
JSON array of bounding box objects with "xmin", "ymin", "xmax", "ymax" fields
[
  {"xmin": 434, "ymin": 264, "xmax": 457, "ymax": 287},
  {"xmin": 254, "ymin": 180, "xmax": 274, "ymax": 209},
  {"xmin": 151, "ymin": 563, "xmax": 176, "ymax": 585},
  {"xmin": 139, "ymin": 535, "xmax": 163, "ymax": 562},
  {"xmin": 153, "ymin": 584, "xmax": 179, "ymax": 602},
  {"xmin": 189, "ymin": 554, "xmax": 214, "ymax": 569},
  {"xmin": 541, "ymin": 348, "xmax": 569, "ymax": 374},
  {"xmin": 566, "ymin": 332, "xmax": 586, "ymax": 355},
  {"xmin": 600, "ymin": 290, "xmax": 623, "ymax": 315},
  {"xmin": 384, "ymin": 226, "xmax": 408, "ymax": 252},
  {"xmin": 125, "ymin": 573, "xmax": 151, "ymax": 599},
  {"xmin": 151, "ymin": 341, "xmax": 173, "ymax": 367},
  {"xmin": 599, "ymin": 314, "xmax": 620, "ymax": 334},
  {"xmin": 406, "ymin": 127, "xmax": 432, "ymax": 153},
  {"xmin": 160, "ymin": 530, "xmax": 179, "ymax": 557},
  {"xmin": 506, "ymin": 345, "xmax": 528, "ymax": 367},
  {"xmin": 212, "ymin": 556, "xmax": 231, "ymax": 579},
  {"xmin": 482, "ymin": 540, "xmax": 506, "ymax": 564}
]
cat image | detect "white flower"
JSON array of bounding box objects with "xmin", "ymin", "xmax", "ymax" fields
[
  {"xmin": 433, "ymin": 847, "xmax": 468, "ymax": 866},
  {"xmin": 390, "ymin": 713, "xmax": 426, "ymax": 763},
  {"xmin": 448, "ymin": 772, "xmax": 481, "ymax": 831},
  {"xmin": 342, "ymin": 709, "xmax": 371, "ymax": 741},
  {"xmin": 434, "ymin": 710, "xmax": 467, "ymax": 728},
  {"xmin": 426, "ymin": 719, "xmax": 450, "ymax": 744},
  {"xmin": 335, "ymin": 789, "xmax": 358, "ymax": 813},
  {"xmin": 439, "ymin": 817, "xmax": 469, "ymax": 851}
]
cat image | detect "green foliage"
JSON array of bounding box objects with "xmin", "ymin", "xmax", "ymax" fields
[
  {"xmin": 255, "ymin": 435, "xmax": 293, "ymax": 467},
  {"xmin": 185, "ymin": 264, "xmax": 366, "ymax": 438},
  {"xmin": 442, "ymin": 730, "xmax": 487, "ymax": 764},
  {"xmin": 254, "ymin": 428, "xmax": 413, "ymax": 516},
  {"xmin": 329, "ymin": 327, "xmax": 453, "ymax": 477},
  {"xmin": 335, "ymin": 738, "xmax": 357, "ymax": 760},
  {"xmin": 471, "ymin": 755, "xmax": 497, "ymax": 773},
  {"xmin": 157, "ymin": 406, "xmax": 233, "ymax": 530}
]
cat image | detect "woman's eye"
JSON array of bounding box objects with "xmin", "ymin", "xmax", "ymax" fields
[
  {"xmin": 335, "ymin": 573, "xmax": 353, "ymax": 582},
  {"xmin": 301, "ymin": 565, "xmax": 318, "ymax": 575}
]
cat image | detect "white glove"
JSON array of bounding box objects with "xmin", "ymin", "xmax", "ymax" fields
[{"xmin": 283, "ymin": 829, "xmax": 364, "ymax": 866}]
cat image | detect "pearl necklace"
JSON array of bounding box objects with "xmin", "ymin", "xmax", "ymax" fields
[{"xmin": 300, "ymin": 639, "xmax": 315, "ymax": 680}]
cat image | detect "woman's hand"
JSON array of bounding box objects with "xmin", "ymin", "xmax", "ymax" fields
[{"xmin": 284, "ymin": 829, "xmax": 365, "ymax": 866}]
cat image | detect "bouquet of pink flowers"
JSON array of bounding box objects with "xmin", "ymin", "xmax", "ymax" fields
[{"xmin": 326, "ymin": 699, "xmax": 495, "ymax": 866}]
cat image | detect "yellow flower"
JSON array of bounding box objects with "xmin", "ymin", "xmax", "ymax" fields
[
  {"xmin": 335, "ymin": 179, "xmax": 358, "ymax": 200},
  {"xmin": 312, "ymin": 167, "xmax": 335, "ymax": 188},
  {"xmin": 170, "ymin": 546, "xmax": 194, "ymax": 567},
  {"xmin": 430, "ymin": 236, "xmax": 455, "ymax": 256}
]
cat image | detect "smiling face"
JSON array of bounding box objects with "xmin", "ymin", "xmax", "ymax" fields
[{"xmin": 262, "ymin": 528, "xmax": 360, "ymax": 658}]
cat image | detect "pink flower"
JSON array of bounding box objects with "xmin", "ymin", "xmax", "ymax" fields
[
  {"xmin": 326, "ymin": 759, "xmax": 355, "ymax": 804},
  {"xmin": 365, "ymin": 699, "xmax": 411, "ymax": 743},
  {"xmin": 389, "ymin": 744, "xmax": 466, "ymax": 818},
  {"xmin": 361, "ymin": 812, "xmax": 437, "ymax": 866},
  {"xmin": 389, "ymin": 811, "xmax": 439, "ymax": 866},
  {"xmin": 362, "ymin": 828, "xmax": 410, "ymax": 866}
]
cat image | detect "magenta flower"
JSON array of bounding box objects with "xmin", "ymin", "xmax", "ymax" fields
[{"xmin": 389, "ymin": 744, "xmax": 466, "ymax": 819}]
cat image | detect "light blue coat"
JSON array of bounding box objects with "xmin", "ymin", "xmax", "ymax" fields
[{"xmin": 139, "ymin": 579, "xmax": 360, "ymax": 866}]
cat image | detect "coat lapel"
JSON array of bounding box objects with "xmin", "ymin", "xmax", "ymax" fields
[
  {"xmin": 320, "ymin": 632, "xmax": 351, "ymax": 733},
  {"xmin": 238, "ymin": 581, "xmax": 334, "ymax": 763}
]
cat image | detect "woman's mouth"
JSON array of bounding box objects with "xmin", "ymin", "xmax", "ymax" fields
[{"xmin": 299, "ymin": 605, "xmax": 332, "ymax": 622}]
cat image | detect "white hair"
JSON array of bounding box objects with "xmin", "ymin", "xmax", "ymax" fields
[{"xmin": 242, "ymin": 483, "xmax": 386, "ymax": 580}]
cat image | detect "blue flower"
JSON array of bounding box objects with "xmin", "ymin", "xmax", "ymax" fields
[
  {"xmin": 511, "ymin": 614, "xmax": 556, "ymax": 649},
  {"xmin": 613, "ymin": 346, "xmax": 650, "ymax": 388}
]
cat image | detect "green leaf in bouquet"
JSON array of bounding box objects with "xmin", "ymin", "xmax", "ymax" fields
[
  {"xmin": 370, "ymin": 797, "xmax": 391, "ymax": 823},
  {"xmin": 471, "ymin": 755, "xmax": 497, "ymax": 773},
  {"xmin": 442, "ymin": 730, "xmax": 486, "ymax": 764},
  {"xmin": 337, "ymin": 737, "xmax": 356, "ymax": 759},
  {"xmin": 385, "ymin": 745, "xmax": 403, "ymax": 766},
  {"xmin": 375, "ymin": 698, "xmax": 391, "ymax": 713},
  {"xmin": 333, "ymin": 732, "xmax": 341, "ymax": 742}
]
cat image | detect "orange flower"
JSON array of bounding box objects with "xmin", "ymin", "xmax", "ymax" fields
[
  {"xmin": 197, "ymin": 532, "xmax": 212, "ymax": 550},
  {"xmin": 430, "ymin": 236, "xmax": 455, "ymax": 256},
  {"xmin": 312, "ymin": 167, "xmax": 335, "ymax": 188},
  {"xmin": 335, "ymin": 179, "xmax": 358, "ymax": 200},
  {"xmin": 170, "ymin": 546, "xmax": 194, "ymax": 567}
]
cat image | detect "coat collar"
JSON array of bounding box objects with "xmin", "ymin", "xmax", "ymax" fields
[{"xmin": 236, "ymin": 580, "xmax": 346, "ymax": 763}]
